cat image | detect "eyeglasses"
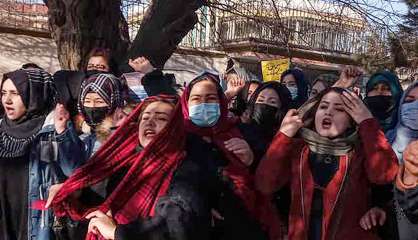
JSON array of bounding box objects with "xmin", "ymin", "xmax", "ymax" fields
[{"xmin": 87, "ymin": 64, "xmax": 108, "ymax": 71}]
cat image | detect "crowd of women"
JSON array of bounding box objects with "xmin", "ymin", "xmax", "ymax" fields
[{"xmin": 1, "ymin": 48, "xmax": 418, "ymax": 240}]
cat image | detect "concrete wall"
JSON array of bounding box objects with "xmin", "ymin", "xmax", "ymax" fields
[
  {"xmin": 0, "ymin": 33, "xmax": 60, "ymax": 75},
  {"xmin": 0, "ymin": 33, "xmax": 229, "ymax": 84}
]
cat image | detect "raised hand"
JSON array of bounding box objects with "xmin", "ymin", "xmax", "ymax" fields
[
  {"xmin": 224, "ymin": 138, "xmax": 254, "ymax": 166},
  {"xmin": 55, "ymin": 103, "xmax": 70, "ymax": 134},
  {"xmin": 279, "ymin": 109, "xmax": 303, "ymax": 138},
  {"xmin": 333, "ymin": 66, "xmax": 363, "ymax": 89},
  {"xmin": 128, "ymin": 56, "xmax": 155, "ymax": 74},
  {"xmin": 341, "ymin": 90, "xmax": 373, "ymax": 124}
]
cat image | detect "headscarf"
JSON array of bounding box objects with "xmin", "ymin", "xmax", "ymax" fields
[
  {"xmin": 78, "ymin": 73, "xmax": 123, "ymax": 126},
  {"xmin": 280, "ymin": 68, "xmax": 309, "ymax": 108},
  {"xmin": 52, "ymin": 95, "xmax": 185, "ymax": 239},
  {"xmin": 388, "ymin": 81, "xmax": 418, "ymax": 163},
  {"xmin": 298, "ymin": 87, "xmax": 359, "ymax": 156},
  {"xmin": 231, "ymin": 80, "xmax": 261, "ymax": 116},
  {"xmin": 365, "ymin": 71, "xmax": 403, "ymax": 132},
  {"xmin": 0, "ymin": 68, "xmax": 56, "ymax": 158},
  {"xmin": 180, "ymin": 73, "xmax": 258, "ymax": 214},
  {"xmin": 246, "ymin": 81, "xmax": 291, "ymax": 139}
]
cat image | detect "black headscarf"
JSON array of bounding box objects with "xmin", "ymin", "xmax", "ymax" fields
[
  {"xmin": 280, "ymin": 69, "xmax": 309, "ymax": 108},
  {"xmin": 247, "ymin": 81, "xmax": 292, "ymax": 139},
  {"xmin": 0, "ymin": 69, "xmax": 56, "ymax": 158}
]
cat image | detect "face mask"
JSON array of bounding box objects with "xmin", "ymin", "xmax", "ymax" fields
[
  {"xmin": 287, "ymin": 86, "xmax": 298, "ymax": 100},
  {"xmin": 189, "ymin": 103, "xmax": 221, "ymax": 127},
  {"xmin": 401, "ymin": 100, "xmax": 418, "ymax": 130},
  {"xmin": 85, "ymin": 70, "xmax": 109, "ymax": 78},
  {"xmin": 252, "ymin": 103, "xmax": 280, "ymax": 133},
  {"xmin": 364, "ymin": 96, "xmax": 395, "ymax": 120},
  {"xmin": 83, "ymin": 107, "xmax": 109, "ymax": 126}
]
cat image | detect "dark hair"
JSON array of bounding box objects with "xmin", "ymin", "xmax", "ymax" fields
[
  {"xmin": 86, "ymin": 48, "xmax": 119, "ymax": 75},
  {"xmin": 22, "ymin": 63, "xmax": 42, "ymax": 70},
  {"xmin": 188, "ymin": 74, "xmax": 224, "ymax": 98}
]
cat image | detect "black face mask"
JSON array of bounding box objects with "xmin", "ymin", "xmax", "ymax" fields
[
  {"xmin": 252, "ymin": 103, "xmax": 281, "ymax": 133},
  {"xmin": 83, "ymin": 107, "xmax": 109, "ymax": 126},
  {"xmin": 364, "ymin": 96, "xmax": 395, "ymax": 120}
]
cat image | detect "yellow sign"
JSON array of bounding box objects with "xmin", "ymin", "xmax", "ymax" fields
[{"xmin": 261, "ymin": 59, "xmax": 290, "ymax": 82}]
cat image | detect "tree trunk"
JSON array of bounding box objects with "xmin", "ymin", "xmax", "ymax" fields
[
  {"xmin": 45, "ymin": 0, "xmax": 204, "ymax": 71},
  {"xmin": 45, "ymin": 0, "xmax": 130, "ymax": 70},
  {"xmin": 126, "ymin": 0, "xmax": 205, "ymax": 69}
]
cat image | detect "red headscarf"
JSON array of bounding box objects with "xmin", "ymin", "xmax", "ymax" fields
[
  {"xmin": 51, "ymin": 95, "xmax": 186, "ymax": 239},
  {"xmin": 180, "ymin": 74, "xmax": 257, "ymax": 214}
]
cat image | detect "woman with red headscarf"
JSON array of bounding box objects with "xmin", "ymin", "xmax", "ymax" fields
[
  {"xmin": 48, "ymin": 95, "xmax": 220, "ymax": 240},
  {"xmin": 180, "ymin": 72, "xmax": 274, "ymax": 240}
]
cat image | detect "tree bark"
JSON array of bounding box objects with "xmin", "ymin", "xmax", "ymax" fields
[
  {"xmin": 126, "ymin": 0, "xmax": 205, "ymax": 69},
  {"xmin": 45, "ymin": 0, "xmax": 130, "ymax": 70},
  {"xmin": 45, "ymin": 0, "xmax": 204, "ymax": 71}
]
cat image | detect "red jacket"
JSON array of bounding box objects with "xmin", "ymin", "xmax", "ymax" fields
[{"xmin": 256, "ymin": 118, "xmax": 399, "ymax": 240}]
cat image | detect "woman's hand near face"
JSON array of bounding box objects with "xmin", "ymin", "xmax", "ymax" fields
[
  {"xmin": 341, "ymin": 91, "xmax": 373, "ymax": 124},
  {"xmin": 279, "ymin": 109, "xmax": 303, "ymax": 138},
  {"xmin": 224, "ymin": 138, "xmax": 254, "ymax": 166},
  {"xmin": 86, "ymin": 210, "xmax": 116, "ymax": 240},
  {"xmin": 55, "ymin": 103, "xmax": 70, "ymax": 134}
]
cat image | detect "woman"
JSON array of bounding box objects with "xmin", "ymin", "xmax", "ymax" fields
[
  {"xmin": 388, "ymin": 81, "xmax": 418, "ymax": 162},
  {"xmin": 0, "ymin": 68, "xmax": 85, "ymax": 240},
  {"xmin": 256, "ymin": 87, "xmax": 399, "ymax": 240},
  {"xmin": 309, "ymin": 73, "xmax": 339, "ymax": 99},
  {"xmin": 50, "ymin": 95, "xmax": 217, "ymax": 240},
  {"xmin": 180, "ymin": 72, "xmax": 273, "ymax": 240},
  {"xmin": 280, "ymin": 68, "xmax": 309, "ymax": 109},
  {"xmin": 230, "ymin": 80, "xmax": 261, "ymax": 119},
  {"xmin": 239, "ymin": 81, "xmax": 291, "ymax": 167},
  {"xmin": 364, "ymin": 71, "xmax": 403, "ymax": 133},
  {"xmin": 395, "ymin": 140, "xmax": 418, "ymax": 240},
  {"xmin": 78, "ymin": 73, "xmax": 125, "ymax": 156},
  {"xmin": 387, "ymin": 82, "xmax": 418, "ymax": 240}
]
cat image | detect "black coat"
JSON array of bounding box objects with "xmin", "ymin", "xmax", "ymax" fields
[
  {"xmin": 115, "ymin": 134, "xmax": 267, "ymax": 240},
  {"xmin": 395, "ymin": 186, "xmax": 418, "ymax": 240}
]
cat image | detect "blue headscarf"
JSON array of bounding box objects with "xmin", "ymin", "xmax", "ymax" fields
[
  {"xmin": 387, "ymin": 81, "xmax": 418, "ymax": 163},
  {"xmin": 280, "ymin": 68, "xmax": 308, "ymax": 108},
  {"xmin": 365, "ymin": 71, "xmax": 403, "ymax": 132}
]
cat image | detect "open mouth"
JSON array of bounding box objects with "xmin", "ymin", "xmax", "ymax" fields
[
  {"xmin": 322, "ymin": 118, "xmax": 332, "ymax": 129},
  {"xmin": 144, "ymin": 129, "xmax": 156, "ymax": 137}
]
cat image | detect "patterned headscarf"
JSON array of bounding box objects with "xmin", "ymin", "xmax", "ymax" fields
[
  {"xmin": 78, "ymin": 73, "xmax": 123, "ymax": 126},
  {"xmin": 0, "ymin": 68, "xmax": 56, "ymax": 158}
]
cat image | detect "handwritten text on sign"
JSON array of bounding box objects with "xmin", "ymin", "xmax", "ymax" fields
[{"xmin": 261, "ymin": 59, "xmax": 290, "ymax": 82}]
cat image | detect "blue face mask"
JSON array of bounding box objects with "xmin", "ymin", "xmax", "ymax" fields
[
  {"xmin": 401, "ymin": 100, "xmax": 418, "ymax": 130},
  {"xmin": 287, "ymin": 86, "xmax": 298, "ymax": 100},
  {"xmin": 189, "ymin": 103, "xmax": 221, "ymax": 127}
]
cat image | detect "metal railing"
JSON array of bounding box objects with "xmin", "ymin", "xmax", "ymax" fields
[{"xmin": 0, "ymin": 0, "xmax": 386, "ymax": 56}]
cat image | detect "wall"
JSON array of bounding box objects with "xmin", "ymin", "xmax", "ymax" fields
[{"xmin": 0, "ymin": 33, "xmax": 60, "ymax": 74}]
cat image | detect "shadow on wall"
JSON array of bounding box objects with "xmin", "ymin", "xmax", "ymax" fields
[{"xmin": 0, "ymin": 33, "xmax": 60, "ymax": 75}]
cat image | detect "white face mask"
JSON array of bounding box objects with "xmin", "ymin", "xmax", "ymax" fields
[
  {"xmin": 401, "ymin": 100, "xmax": 418, "ymax": 130},
  {"xmin": 287, "ymin": 86, "xmax": 298, "ymax": 100}
]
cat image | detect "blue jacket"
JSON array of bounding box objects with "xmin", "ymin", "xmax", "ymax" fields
[{"xmin": 26, "ymin": 111, "xmax": 86, "ymax": 240}]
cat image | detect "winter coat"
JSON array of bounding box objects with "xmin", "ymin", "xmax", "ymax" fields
[{"xmin": 256, "ymin": 118, "xmax": 399, "ymax": 240}]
